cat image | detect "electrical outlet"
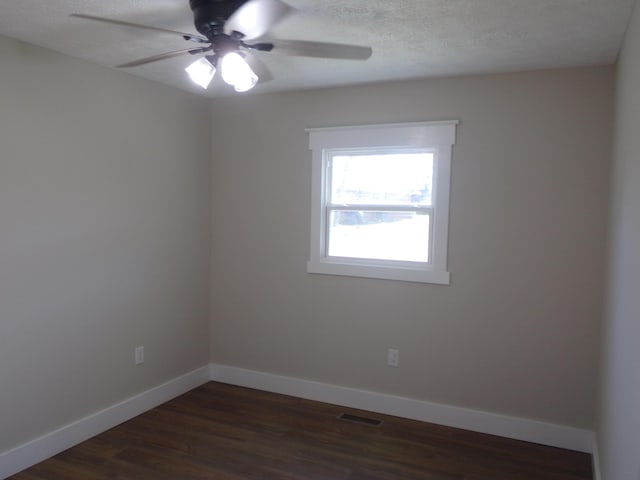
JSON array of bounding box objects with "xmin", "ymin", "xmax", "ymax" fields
[
  {"xmin": 135, "ymin": 346, "xmax": 144, "ymax": 365},
  {"xmin": 387, "ymin": 348, "xmax": 399, "ymax": 367}
]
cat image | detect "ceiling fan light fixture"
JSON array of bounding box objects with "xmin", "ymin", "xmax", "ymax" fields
[
  {"xmin": 185, "ymin": 57, "xmax": 216, "ymax": 89},
  {"xmin": 72, "ymin": 0, "xmax": 373, "ymax": 95},
  {"xmin": 220, "ymin": 52, "xmax": 258, "ymax": 92}
]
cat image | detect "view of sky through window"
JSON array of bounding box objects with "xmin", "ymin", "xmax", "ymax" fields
[{"xmin": 330, "ymin": 152, "xmax": 434, "ymax": 206}]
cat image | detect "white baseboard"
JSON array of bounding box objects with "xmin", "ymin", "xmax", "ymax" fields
[
  {"xmin": 1, "ymin": 363, "xmax": 595, "ymax": 479},
  {"xmin": 0, "ymin": 365, "xmax": 210, "ymax": 480},
  {"xmin": 210, "ymin": 364, "xmax": 594, "ymax": 453}
]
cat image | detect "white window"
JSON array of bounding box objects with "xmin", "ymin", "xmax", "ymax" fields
[{"xmin": 306, "ymin": 121, "xmax": 457, "ymax": 284}]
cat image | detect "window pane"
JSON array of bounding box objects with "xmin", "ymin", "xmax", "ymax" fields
[
  {"xmin": 330, "ymin": 152, "xmax": 434, "ymax": 206},
  {"xmin": 328, "ymin": 210, "xmax": 430, "ymax": 263}
]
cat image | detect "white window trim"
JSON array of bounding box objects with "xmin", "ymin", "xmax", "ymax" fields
[{"xmin": 306, "ymin": 121, "xmax": 457, "ymax": 285}]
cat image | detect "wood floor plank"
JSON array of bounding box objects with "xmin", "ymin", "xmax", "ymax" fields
[{"xmin": 9, "ymin": 382, "xmax": 593, "ymax": 479}]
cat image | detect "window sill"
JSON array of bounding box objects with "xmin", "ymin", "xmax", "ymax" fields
[{"xmin": 307, "ymin": 259, "xmax": 450, "ymax": 285}]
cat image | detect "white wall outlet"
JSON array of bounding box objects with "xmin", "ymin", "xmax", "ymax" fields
[
  {"xmin": 135, "ymin": 346, "xmax": 145, "ymax": 365},
  {"xmin": 387, "ymin": 348, "xmax": 399, "ymax": 367}
]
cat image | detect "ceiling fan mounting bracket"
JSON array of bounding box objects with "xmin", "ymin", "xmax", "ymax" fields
[{"xmin": 189, "ymin": 0, "xmax": 249, "ymax": 39}]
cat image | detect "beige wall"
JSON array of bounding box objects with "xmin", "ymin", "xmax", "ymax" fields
[
  {"xmin": 0, "ymin": 36, "xmax": 211, "ymax": 453},
  {"xmin": 0, "ymin": 28, "xmax": 616, "ymax": 459},
  {"xmin": 596, "ymin": 0, "xmax": 640, "ymax": 477},
  {"xmin": 210, "ymin": 66, "xmax": 613, "ymax": 429}
]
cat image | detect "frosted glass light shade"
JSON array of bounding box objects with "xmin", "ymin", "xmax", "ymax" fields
[
  {"xmin": 220, "ymin": 52, "xmax": 258, "ymax": 92},
  {"xmin": 185, "ymin": 57, "xmax": 216, "ymax": 89}
]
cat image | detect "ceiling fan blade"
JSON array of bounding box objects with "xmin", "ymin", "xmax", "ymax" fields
[
  {"xmin": 224, "ymin": 0, "xmax": 293, "ymax": 40},
  {"xmin": 117, "ymin": 47, "xmax": 211, "ymax": 68},
  {"xmin": 272, "ymin": 40, "xmax": 372, "ymax": 60},
  {"xmin": 244, "ymin": 52, "xmax": 273, "ymax": 83},
  {"xmin": 70, "ymin": 14, "xmax": 209, "ymax": 43}
]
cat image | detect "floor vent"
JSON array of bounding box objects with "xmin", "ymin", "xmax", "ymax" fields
[{"xmin": 337, "ymin": 412, "xmax": 383, "ymax": 427}]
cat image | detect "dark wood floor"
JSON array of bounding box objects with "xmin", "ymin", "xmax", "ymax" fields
[{"xmin": 11, "ymin": 382, "xmax": 593, "ymax": 479}]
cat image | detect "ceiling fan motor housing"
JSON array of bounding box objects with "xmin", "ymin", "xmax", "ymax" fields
[{"xmin": 189, "ymin": 0, "xmax": 249, "ymax": 38}]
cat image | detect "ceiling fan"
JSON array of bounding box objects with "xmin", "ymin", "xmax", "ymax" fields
[{"xmin": 71, "ymin": 0, "xmax": 373, "ymax": 92}]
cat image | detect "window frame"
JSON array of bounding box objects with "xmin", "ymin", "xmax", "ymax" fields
[{"xmin": 306, "ymin": 121, "xmax": 458, "ymax": 284}]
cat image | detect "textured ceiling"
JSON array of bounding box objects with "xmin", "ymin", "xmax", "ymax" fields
[{"xmin": 0, "ymin": 0, "xmax": 635, "ymax": 96}]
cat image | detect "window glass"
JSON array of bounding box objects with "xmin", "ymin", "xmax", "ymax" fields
[
  {"xmin": 327, "ymin": 210, "xmax": 431, "ymax": 262},
  {"xmin": 330, "ymin": 152, "xmax": 434, "ymax": 206}
]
